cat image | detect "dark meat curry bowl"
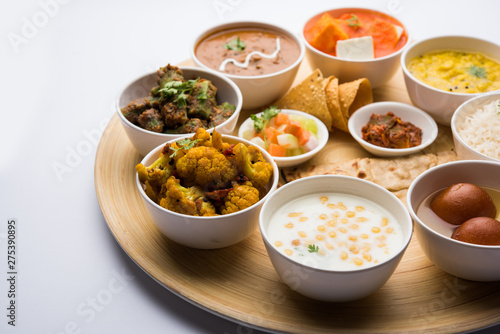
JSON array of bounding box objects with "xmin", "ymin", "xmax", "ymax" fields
[{"xmin": 116, "ymin": 66, "xmax": 243, "ymax": 156}]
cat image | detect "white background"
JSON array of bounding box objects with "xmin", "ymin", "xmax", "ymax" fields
[{"xmin": 1, "ymin": 0, "xmax": 500, "ymax": 333}]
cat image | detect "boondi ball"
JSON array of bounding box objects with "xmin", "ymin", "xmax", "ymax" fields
[
  {"xmin": 452, "ymin": 217, "xmax": 500, "ymax": 245},
  {"xmin": 430, "ymin": 183, "xmax": 497, "ymax": 225}
]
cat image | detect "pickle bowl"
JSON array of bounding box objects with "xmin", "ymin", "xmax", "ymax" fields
[{"xmin": 348, "ymin": 101, "xmax": 438, "ymax": 157}]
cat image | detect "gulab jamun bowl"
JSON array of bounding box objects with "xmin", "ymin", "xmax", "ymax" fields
[{"xmin": 407, "ymin": 160, "xmax": 500, "ymax": 281}]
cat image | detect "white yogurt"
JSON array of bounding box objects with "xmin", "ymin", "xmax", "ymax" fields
[{"xmin": 267, "ymin": 193, "xmax": 403, "ymax": 271}]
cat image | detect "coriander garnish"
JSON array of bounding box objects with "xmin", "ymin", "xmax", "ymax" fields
[
  {"xmin": 250, "ymin": 106, "xmax": 280, "ymax": 133},
  {"xmin": 169, "ymin": 138, "xmax": 201, "ymax": 158},
  {"xmin": 347, "ymin": 14, "xmax": 360, "ymax": 28},
  {"xmin": 250, "ymin": 106, "xmax": 281, "ymax": 149},
  {"xmin": 467, "ymin": 65, "xmax": 487, "ymax": 78},
  {"xmin": 157, "ymin": 79, "xmax": 198, "ymax": 107},
  {"xmin": 308, "ymin": 244, "xmax": 319, "ymax": 253},
  {"xmin": 223, "ymin": 36, "xmax": 246, "ymax": 51}
]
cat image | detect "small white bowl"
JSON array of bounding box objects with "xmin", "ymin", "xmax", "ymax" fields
[
  {"xmin": 117, "ymin": 67, "xmax": 242, "ymax": 156},
  {"xmin": 259, "ymin": 175, "xmax": 413, "ymax": 302},
  {"xmin": 191, "ymin": 21, "xmax": 305, "ymax": 110},
  {"xmin": 451, "ymin": 92, "xmax": 500, "ymax": 162},
  {"xmin": 407, "ymin": 160, "xmax": 500, "ymax": 281},
  {"xmin": 238, "ymin": 109, "xmax": 329, "ymax": 168},
  {"xmin": 302, "ymin": 7, "xmax": 411, "ymax": 89},
  {"xmin": 348, "ymin": 101, "xmax": 438, "ymax": 157},
  {"xmin": 401, "ymin": 35, "xmax": 500, "ymax": 126},
  {"xmin": 137, "ymin": 134, "xmax": 279, "ymax": 249}
]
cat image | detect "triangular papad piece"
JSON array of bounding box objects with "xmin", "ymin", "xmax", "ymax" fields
[{"xmin": 275, "ymin": 69, "xmax": 332, "ymax": 130}]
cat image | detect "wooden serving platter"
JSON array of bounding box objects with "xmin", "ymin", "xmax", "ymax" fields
[{"xmin": 94, "ymin": 60, "xmax": 500, "ymax": 333}]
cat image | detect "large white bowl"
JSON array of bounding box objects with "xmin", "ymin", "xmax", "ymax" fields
[
  {"xmin": 407, "ymin": 160, "xmax": 500, "ymax": 281},
  {"xmin": 238, "ymin": 109, "xmax": 329, "ymax": 167},
  {"xmin": 348, "ymin": 101, "xmax": 438, "ymax": 157},
  {"xmin": 302, "ymin": 7, "xmax": 411, "ymax": 89},
  {"xmin": 191, "ymin": 21, "xmax": 305, "ymax": 110},
  {"xmin": 137, "ymin": 134, "xmax": 279, "ymax": 249},
  {"xmin": 259, "ymin": 175, "xmax": 413, "ymax": 302},
  {"xmin": 451, "ymin": 92, "xmax": 500, "ymax": 162},
  {"xmin": 401, "ymin": 35, "xmax": 500, "ymax": 126},
  {"xmin": 117, "ymin": 67, "xmax": 242, "ymax": 156}
]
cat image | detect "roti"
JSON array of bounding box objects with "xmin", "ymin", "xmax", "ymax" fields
[{"xmin": 280, "ymin": 126, "xmax": 457, "ymax": 205}]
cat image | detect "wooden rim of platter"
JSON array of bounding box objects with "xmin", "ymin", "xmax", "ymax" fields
[{"xmin": 94, "ymin": 60, "xmax": 500, "ymax": 334}]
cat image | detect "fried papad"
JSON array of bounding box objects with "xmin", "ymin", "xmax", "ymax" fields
[
  {"xmin": 275, "ymin": 69, "xmax": 332, "ymax": 130},
  {"xmin": 337, "ymin": 78, "xmax": 373, "ymax": 132},
  {"xmin": 280, "ymin": 125, "xmax": 457, "ymax": 205},
  {"xmin": 325, "ymin": 77, "xmax": 345, "ymax": 132}
]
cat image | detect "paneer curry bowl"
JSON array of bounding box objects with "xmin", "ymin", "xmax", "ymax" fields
[
  {"xmin": 135, "ymin": 128, "xmax": 279, "ymax": 249},
  {"xmin": 302, "ymin": 7, "xmax": 410, "ymax": 88},
  {"xmin": 117, "ymin": 65, "xmax": 242, "ymax": 156}
]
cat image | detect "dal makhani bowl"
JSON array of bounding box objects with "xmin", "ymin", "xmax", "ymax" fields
[
  {"xmin": 401, "ymin": 35, "xmax": 500, "ymax": 126},
  {"xmin": 259, "ymin": 175, "xmax": 413, "ymax": 302},
  {"xmin": 192, "ymin": 21, "xmax": 305, "ymax": 110},
  {"xmin": 301, "ymin": 7, "xmax": 411, "ymax": 88}
]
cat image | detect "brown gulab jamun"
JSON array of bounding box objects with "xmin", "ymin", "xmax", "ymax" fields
[
  {"xmin": 451, "ymin": 217, "xmax": 500, "ymax": 245},
  {"xmin": 430, "ymin": 183, "xmax": 497, "ymax": 225}
]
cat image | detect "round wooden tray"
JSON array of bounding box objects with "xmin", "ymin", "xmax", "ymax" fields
[{"xmin": 94, "ymin": 61, "xmax": 500, "ymax": 334}]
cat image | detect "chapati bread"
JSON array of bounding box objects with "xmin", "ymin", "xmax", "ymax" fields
[{"xmin": 281, "ymin": 126, "xmax": 457, "ymax": 204}]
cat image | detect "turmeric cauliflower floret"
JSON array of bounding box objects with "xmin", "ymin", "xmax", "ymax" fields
[
  {"xmin": 135, "ymin": 143, "xmax": 174, "ymax": 203},
  {"xmin": 159, "ymin": 176, "xmax": 217, "ymax": 216},
  {"xmin": 221, "ymin": 181, "xmax": 260, "ymax": 215},
  {"xmin": 191, "ymin": 127, "xmax": 212, "ymax": 146},
  {"xmin": 231, "ymin": 143, "xmax": 273, "ymax": 189},
  {"xmin": 175, "ymin": 146, "xmax": 238, "ymax": 188}
]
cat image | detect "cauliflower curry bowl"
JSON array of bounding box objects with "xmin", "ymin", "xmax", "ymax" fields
[
  {"xmin": 136, "ymin": 128, "xmax": 279, "ymax": 249},
  {"xmin": 117, "ymin": 64, "xmax": 242, "ymax": 156}
]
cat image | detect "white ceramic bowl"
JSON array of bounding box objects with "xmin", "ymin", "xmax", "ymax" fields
[
  {"xmin": 191, "ymin": 21, "xmax": 305, "ymax": 110},
  {"xmin": 407, "ymin": 160, "xmax": 500, "ymax": 281},
  {"xmin": 348, "ymin": 101, "xmax": 438, "ymax": 157},
  {"xmin": 259, "ymin": 175, "xmax": 413, "ymax": 302},
  {"xmin": 401, "ymin": 35, "xmax": 500, "ymax": 126},
  {"xmin": 302, "ymin": 7, "xmax": 411, "ymax": 89},
  {"xmin": 238, "ymin": 109, "xmax": 329, "ymax": 167},
  {"xmin": 451, "ymin": 92, "xmax": 500, "ymax": 162},
  {"xmin": 117, "ymin": 67, "xmax": 242, "ymax": 156},
  {"xmin": 137, "ymin": 134, "xmax": 279, "ymax": 249}
]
